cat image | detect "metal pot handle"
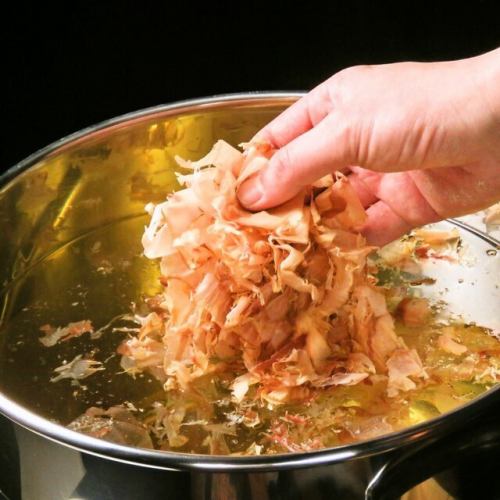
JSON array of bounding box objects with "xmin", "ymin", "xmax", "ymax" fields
[{"xmin": 365, "ymin": 415, "xmax": 500, "ymax": 500}]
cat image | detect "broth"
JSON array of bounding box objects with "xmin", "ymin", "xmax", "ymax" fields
[
  {"xmin": 0, "ymin": 209, "xmax": 498, "ymax": 454},
  {"xmin": 0, "ymin": 102, "xmax": 498, "ymax": 455}
]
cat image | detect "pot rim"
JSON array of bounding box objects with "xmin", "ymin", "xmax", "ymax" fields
[{"xmin": 0, "ymin": 92, "xmax": 499, "ymax": 472}]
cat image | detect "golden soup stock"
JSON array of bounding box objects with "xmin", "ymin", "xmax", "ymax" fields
[{"xmin": 0, "ymin": 105, "xmax": 498, "ymax": 455}]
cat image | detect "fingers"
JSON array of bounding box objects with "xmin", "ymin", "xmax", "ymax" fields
[
  {"xmin": 350, "ymin": 167, "xmax": 440, "ymax": 227},
  {"xmin": 238, "ymin": 114, "xmax": 352, "ymax": 210},
  {"xmin": 346, "ymin": 170, "xmax": 378, "ymax": 208},
  {"xmin": 351, "ymin": 167, "xmax": 441, "ymax": 245},
  {"xmin": 346, "ymin": 170, "xmax": 412, "ymax": 245},
  {"xmin": 349, "ymin": 167, "xmax": 444, "ymax": 246},
  {"xmin": 255, "ymin": 79, "xmax": 335, "ymax": 148},
  {"xmin": 360, "ymin": 201, "xmax": 414, "ymax": 246},
  {"xmin": 239, "ymin": 76, "xmax": 344, "ymax": 210}
]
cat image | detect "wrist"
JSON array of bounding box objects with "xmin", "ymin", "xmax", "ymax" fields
[
  {"xmin": 475, "ymin": 48, "xmax": 500, "ymax": 122},
  {"xmin": 467, "ymin": 48, "xmax": 500, "ymax": 161}
]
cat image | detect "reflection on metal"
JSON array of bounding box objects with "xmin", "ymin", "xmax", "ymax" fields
[
  {"xmin": 402, "ymin": 478, "xmax": 452, "ymax": 500},
  {"xmin": 0, "ymin": 94, "xmax": 498, "ymax": 478},
  {"xmin": 15, "ymin": 425, "xmax": 85, "ymax": 500},
  {"xmin": 52, "ymin": 166, "xmax": 83, "ymax": 230}
]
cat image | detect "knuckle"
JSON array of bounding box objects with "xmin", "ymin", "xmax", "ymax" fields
[
  {"xmin": 329, "ymin": 65, "xmax": 374, "ymax": 101},
  {"xmin": 268, "ymin": 147, "xmax": 295, "ymax": 187},
  {"xmin": 260, "ymin": 127, "xmax": 281, "ymax": 148},
  {"xmin": 337, "ymin": 64, "xmax": 373, "ymax": 79},
  {"xmin": 325, "ymin": 112, "xmax": 358, "ymax": 164}
]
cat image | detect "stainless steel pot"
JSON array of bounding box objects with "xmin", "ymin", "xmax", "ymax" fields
[{"xmin": 0, "ymin": 93, "xmax": 498, "ymax": 499}]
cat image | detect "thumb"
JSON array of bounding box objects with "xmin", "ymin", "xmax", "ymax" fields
[{"xmin": 237, "ymin": 114, "xmax": 352, "ymax": 210}]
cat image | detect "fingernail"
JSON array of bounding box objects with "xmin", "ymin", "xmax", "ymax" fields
[{"xmin": 238, "ymin": 176, "xmax": 263, "ymax": 209}]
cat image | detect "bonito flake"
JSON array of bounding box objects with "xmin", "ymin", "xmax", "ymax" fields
[{"xmin": 120, "ymin": 140, "xmax": 426, "ymax": 405}]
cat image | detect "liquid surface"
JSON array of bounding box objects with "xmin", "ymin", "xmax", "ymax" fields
[
  {"xmin": 0, "ymin": 102, "xmax": 498, "ymax": 455},
  {"xmin": 0, "ymin": 204, "xmax": 498, "ymax": 455}
]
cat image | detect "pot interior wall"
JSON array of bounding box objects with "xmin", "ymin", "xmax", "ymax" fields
[
  {"xmin": 0, "ymin": 100, "xmax": 286, "ymax": 422},
  {"xmin": 0, "ymin": 96, "xmax": 498, "ymax": 473}
]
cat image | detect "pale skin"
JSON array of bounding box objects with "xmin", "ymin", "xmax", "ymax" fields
[{"xmin": 237, "ymin": 48, "xmax": 500, "ymax": 246}]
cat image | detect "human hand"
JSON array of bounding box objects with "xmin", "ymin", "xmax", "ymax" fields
[{"xmin": 237, "ymin": 49, "xmax": 500, "ymax": 246}]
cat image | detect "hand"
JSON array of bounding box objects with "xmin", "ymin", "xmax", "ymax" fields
[{"xmin": 237, "ymin": 48, "xmax": 500, "ymax": 246}]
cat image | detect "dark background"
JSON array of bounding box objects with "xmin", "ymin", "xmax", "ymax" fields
[{"xmin": 2, "ymin": 1, "xmax": 499, "ymax": 170}]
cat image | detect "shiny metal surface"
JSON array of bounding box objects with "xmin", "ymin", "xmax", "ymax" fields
[
  {"xmin": 0, "ymin": 93, "xmax": 499, "ymax": 476},
  {"xmin": 3, "ymin": 408, "xmax": 500, "ymax": 499}
]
